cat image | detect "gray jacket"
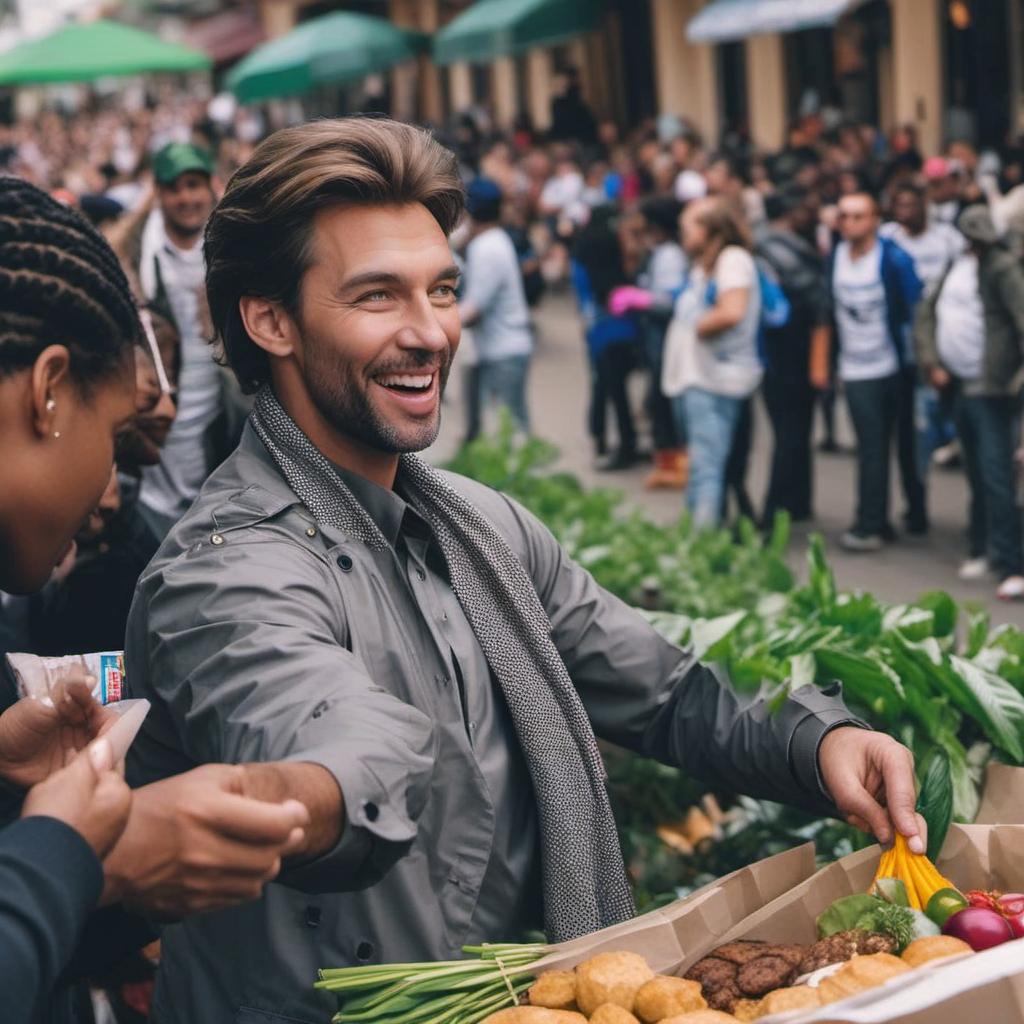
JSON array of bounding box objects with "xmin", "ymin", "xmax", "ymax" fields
[
  {"xmin": 915, "ymin": 246, "xmax": 1024, "ymax": 395},
  {"xmin": 125, "ymin": 425, "xmax": 861, "ymax": 1024}
]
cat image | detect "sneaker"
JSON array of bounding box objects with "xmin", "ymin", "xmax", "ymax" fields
[
  {"xmin": 840, "ymin": 530, "xmax": 884, "ymax": 552},
  {"xmin": 959, "ymin": 557, "xmax": 990, "ymax": 581},
  {"xmin": 997, "ymin": 575, "xmax": 1024, "ymax": 601},
  {"xmin": 932, "ymin": 441, "xmax": 962, "ymax": 469}
]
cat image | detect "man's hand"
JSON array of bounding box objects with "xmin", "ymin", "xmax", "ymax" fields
[
  {"xmin": 101, "ymin": 764, "xmax": 309, "ymax": 918},
  {"xmin": 0, "ymin": 678, "xmax": 115, "ymax": 789},
  {"xmin": 930, "ymin": 366, "xmax": 952, "ymax": 390},
  {"xmin": 22, "ymin": 738, "xmax": 132, "ymax": 858},
  {"xmin": 818, "ymin": 727, "xmax": 927, "ymax": 853}
]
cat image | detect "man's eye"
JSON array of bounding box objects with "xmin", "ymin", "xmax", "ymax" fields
[
  {"xmin": 361, "ymin": 290, "xmax": 390, "ymax": 302},
  {"xmin": 431, "ymin": 284, "xmax": 457, "ymax": 299}
]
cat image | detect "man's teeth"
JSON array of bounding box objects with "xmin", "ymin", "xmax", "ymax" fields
[{"xmin": 378, "ymin": 373, "xmax": 433, "ymax": 389}]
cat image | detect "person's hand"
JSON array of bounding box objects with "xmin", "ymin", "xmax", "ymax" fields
[
  {"xmin": 818, "ymin": 727, "xmax": 927, "ymax": 853},
  {"xmin": 102, "ymin": 764, "xmax": 310, "ymax": 918},
  {"xmin": 0, "ymin": 677, "xmax": 116, "ymax": 789},
  {"xmin": 21, "ymin": 738, "xmax": 131, "ymax": 858},
  {"xmin": 931, "ymin": 366, "xmax": 952, "ymax": 390},
  {"xmin": 809, "ymin": 363, "xmax": 831, "ymax": 392}
]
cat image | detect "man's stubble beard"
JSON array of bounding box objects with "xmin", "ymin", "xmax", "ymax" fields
[{"xmin": 302, "ymin": 332, "xmax": 453, "ymax": 455}]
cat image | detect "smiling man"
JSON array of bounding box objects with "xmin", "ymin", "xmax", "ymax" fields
[{"xmin": 125, "ymin": 119, "xmax": 926, "ymax": 1024}]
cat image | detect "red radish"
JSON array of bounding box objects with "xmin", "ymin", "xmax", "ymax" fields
[
  {"xmin": 942, "ymin": 907, "xmax": 1014, "ymax": 950},
  {"xmin": 998, "ymin": 893, "xmax": 1024, "ymax": 918}
]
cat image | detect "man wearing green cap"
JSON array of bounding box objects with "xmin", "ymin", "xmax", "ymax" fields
[{"xmin": 137, "ymin": 141, "xmax": 223, "ymax": 539}]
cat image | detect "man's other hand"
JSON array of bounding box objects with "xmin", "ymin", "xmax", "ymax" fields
[
  {"xmin": 101, "ymin": 763, "xmax": 309, "ymax": 918},
  {"xmin": 818, "ymin": 727, "xmax": 927, "ymax": 853}
]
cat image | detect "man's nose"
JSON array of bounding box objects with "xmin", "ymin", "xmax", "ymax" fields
[{"xmin": 397, "ymin": 295, "xmax": 450, "ymax": 352}]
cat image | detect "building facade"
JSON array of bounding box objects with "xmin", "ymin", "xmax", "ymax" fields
[{"xmin": 249, "ymin": 0, "xmax": 1024, "ymax": 153}]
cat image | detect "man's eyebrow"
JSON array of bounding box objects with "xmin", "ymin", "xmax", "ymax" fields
[{"xmin": 339, "ymin": 265, "xmax": 462, "ymax": 293}]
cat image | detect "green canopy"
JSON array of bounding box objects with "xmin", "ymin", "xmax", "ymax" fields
[
  {"xmin": 433, "ymin": 0, "xmax": 603, "ymax": 66},
  {"xmin": 225, "ymin": 11, "xmax": 429, "ymax": 104},
  {"xmin": 0, "ymin": 19, "xmax": 211, "ymax": 85}
]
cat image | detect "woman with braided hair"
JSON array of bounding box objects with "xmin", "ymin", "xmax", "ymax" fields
[{"xmin": 0, "ymin": 178, "xmax": 308, "ymax": 1024}]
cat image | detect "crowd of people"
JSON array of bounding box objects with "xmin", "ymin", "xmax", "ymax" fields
[{"xmin": 445, "ymin": 82, "xmax": 1024, "ymax": 601}]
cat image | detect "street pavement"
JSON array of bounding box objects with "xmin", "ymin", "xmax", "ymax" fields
[{"xmin": 430, "ymin": 290, "xmax": 1024, "ymax": 630}]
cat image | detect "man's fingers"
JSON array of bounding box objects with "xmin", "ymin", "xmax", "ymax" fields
[
  {"xmin": 203, "ymin": 791, "xmax": 309, "ymax": 845},
  {"xmin": 880, "ymin": 746, "xmax": 924, "ymax": 852},
  {"xmin": 836, "ymin": 781, "xmax": 893, "ymax": 844}
]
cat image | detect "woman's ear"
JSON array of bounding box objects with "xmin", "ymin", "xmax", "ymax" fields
[
  {"xmin": 29, "ymin": 345, "xmax": 72, "ymax": 440},
  {"xmin": 238, "ymin": 296, "xmax": 297, "ymax": 359}
]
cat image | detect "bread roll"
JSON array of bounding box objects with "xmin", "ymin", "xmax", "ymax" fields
[
  {"xmin": 658, "ymin": 1011, "xmax": 740, "ymax": 1023},
  {"xmin": 482, "ymin": 1008, "xmax": 588, "ymax": 1024},
  {"xmin": 901, "ymin": 935, "xmax": 973, "ymax": 969},
  {"xmin": 753, "ymin": 986, "xmax": 819, "ymax": 1018},
  {"xmin": 634, "ymin": 976, "xmax": 706, "ymax": 1021},
  {"xmin": 528, "ymin": 971, "xmax": 577, "ymax": 1010},
  {"xmin": 575, "ymin": 952, "xmax": 655, "ymax": 1015},
  {"xmin": 590, "ymin": 1005, "xmax": 642, "ymax": 1024}
]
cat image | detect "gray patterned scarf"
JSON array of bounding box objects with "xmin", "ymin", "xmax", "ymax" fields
[{"xmin": 250, "ymin": 386, "xmax": 634, "ymax": 942}]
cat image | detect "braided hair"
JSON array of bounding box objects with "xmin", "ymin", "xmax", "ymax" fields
[{"xmin": 0, "ymin": 176, "xmax": 141, "ymax": 385}]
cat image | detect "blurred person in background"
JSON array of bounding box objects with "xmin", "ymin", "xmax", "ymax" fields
[
  {"xmin": 828, "ymin": 192, "xmax": 923, "ymax": 552},
  {"xmin": 131, "ymin": 141, "xmax": 226, "ymax": 540},
  {"xmin": 757, "ymin": 183, "xmax": 831, "ymax": 524},
  {"xmin": 916, "ymin": 206, "xmax": 1024, "ymax": 601},
  {"xmin": 548, "ymin": 68, "xmax": 596, "ymax": 146},
  {"xmin": 880, "ymin": 181, "xmax": 965, "ymax": 472},
  {"xmin": 573, "ymin": 204, "xmax": 643, "ymax": 468},
  {"xmin": 662, "ymin": 197, "xmax": 763, "ymax": 527},
  {"xmin": 460, "ymin": 178, "xmax": 534, "ymax": 440}
]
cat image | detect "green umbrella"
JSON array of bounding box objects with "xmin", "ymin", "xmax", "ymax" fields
[
  {"xmin": 0, "ymin": 19, "xmax": 211, "ymax": 84},
  {"xmin": 433, "ymin": 0, "xmax": 603, "ymax": 66},
  {"xmin": 225, "ymin": 11, "xmax": 429, "ymax": 104}
]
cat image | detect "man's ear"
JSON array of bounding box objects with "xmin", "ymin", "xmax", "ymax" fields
[{"xmin": 239, "ymin": 296, "xmax": 298, "ymax": 359}]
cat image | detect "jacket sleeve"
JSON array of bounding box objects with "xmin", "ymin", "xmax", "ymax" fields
[
  {"xmin": 0, "ymin": 816, "xmax": 103, "ymax": 1024},
  {"xmin": 992, "ymin": 255, "xmax": 1024, "ymax": 350},
  {"xmin": 913, "ymin": 283, "xmax": 941, "ymax": 371},
  {"xmin": 125, "ymin": 538, "xmax": 437, "ymax": 893},
  {"xmin": 500, "ymin": 495, "xmax": 867, "ymax": 816}
]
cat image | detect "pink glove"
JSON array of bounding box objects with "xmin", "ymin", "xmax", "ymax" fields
[{"xmin": 608, "ymin": 285, "xmax": 654, "ymax": 317}]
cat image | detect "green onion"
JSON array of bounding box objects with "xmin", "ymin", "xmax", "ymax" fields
[{"xmin": 317, "ymin": 943, "xmax": 547, "ymax": 1024}]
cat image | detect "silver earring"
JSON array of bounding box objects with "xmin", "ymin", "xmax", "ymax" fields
[{"xmin": 45, "ymin": 398, "xmax": 56, "ymax": 412}]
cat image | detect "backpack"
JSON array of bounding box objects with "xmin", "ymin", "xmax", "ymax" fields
[{"xmin": 703, "ymin": 256, "xmax": 791, "ymax": 367}]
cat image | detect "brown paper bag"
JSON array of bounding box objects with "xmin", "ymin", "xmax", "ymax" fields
[{"xmin": 975, "ymin": 762, "xmax": 1024, "ymax": 824}]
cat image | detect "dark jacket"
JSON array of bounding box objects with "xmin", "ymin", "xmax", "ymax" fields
[{"xmin": 915, "ymin": 246, "xmax": 1024, "ymax": 395}]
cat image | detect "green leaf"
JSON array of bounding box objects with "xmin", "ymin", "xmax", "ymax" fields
[
  {"xmin": 915, "ymin": 591, "xmax": 958, "ymax": 637},
  {"xmin": 949, "ymin": 655, "xmax": 1024, "ymax": 763},
  {"xmin": 815, "ymin": 647, "xmax": 904, "ymax": 722},
  {"xmin": 965, "ymin": 605, "xmax": 991, "ymax": 658},
  {"xmin": 691, "ymin": 610, "xmax": 747, "ymax": 660},
  {"xmin": 807, "ymin": 533, "xmax": 835, "ymax": 612},
  {"xmin": 916, "ymin": 748, "xmax": 953, "ymax": 861}
]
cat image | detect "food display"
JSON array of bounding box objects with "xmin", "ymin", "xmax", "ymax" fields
[{"xmin": 316, "ymin": 827, "xmax": 1024, "ymax": 1023}]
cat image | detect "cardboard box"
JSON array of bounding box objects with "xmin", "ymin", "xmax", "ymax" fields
[{"xmin": 534, "ymin": 825, "xmax": 1024, "ymax": 1023}]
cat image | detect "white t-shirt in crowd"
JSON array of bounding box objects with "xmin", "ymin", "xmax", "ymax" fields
[
  {"xmin": 462, "ymin": 226, "xmax": 533, "ymax": 364},
  {"xmin": 879, "ymin": 221, "xmax": 965, "ymax": 291},
  {"xmin": 662, "ymin": 245, "xmax": 762, "ymax": 399},
  {"xmin": 833, "ymin": 240, "xmax": 897, "ymax": 382},
  {"xmin": 539, "ymin": 170, "xmax": 584, "ymax": 216},
  {"xmin": 935, "ymin": 253, "xmax": 985, "ymax": 381},
  {"xmin": 640, "ymin": 241, "xmax": 687, "ymax": 295}
]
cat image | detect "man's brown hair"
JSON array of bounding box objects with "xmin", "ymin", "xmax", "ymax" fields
[{"xmin": 204, "ymin": 117, "xmax": 465, "ymax": 393}]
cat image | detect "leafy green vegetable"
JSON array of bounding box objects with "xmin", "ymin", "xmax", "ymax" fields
[
  {"xmin": 447, "ymin": 419, "xmax": 1024, "ymax": 906},
  {"xmin": 917, "ymin": 748, "xmax": 954, "ymax": 862},
  {"xmin": 873, "ymin": 877, "xmax": 910, "ymax": 907},
  {"xmin": 817, "ymin": 894, "xmax": 885, "ymax": 937},
  {"xmin": 861, "ymin": 902, "xmax": 916, "ymax": 951}
]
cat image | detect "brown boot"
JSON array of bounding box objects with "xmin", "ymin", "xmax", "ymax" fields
[{"xmin": 645, "ymin": 449, "xmax": 688, "ymax": 490}]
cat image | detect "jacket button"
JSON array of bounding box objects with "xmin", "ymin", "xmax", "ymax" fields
[
  {"xmin": 337, "ymin": 554, "xmax": 353, "ymax": 571},
  {"xmin": 306, "ymin": 526, "xmax": 317, "ymax": 538},
  {"xmin": 210, "ymin": 533, "xmax": 225, "ymax": 546},
  {"xmin": 363, "ymin": 800, "xmax": 379, "ymax": 822},
  {"xmin": 355, "ymin": 940, "xmax": 375, "ymax": 962},
  {"xmin": 304, "ymin": 905, "xmax": 321, "ymax": 928}
]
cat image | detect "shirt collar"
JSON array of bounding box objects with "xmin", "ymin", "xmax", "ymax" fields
[{"xmin": 329, "ymin": 462, "xmax": 430, "ymax": 549}]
